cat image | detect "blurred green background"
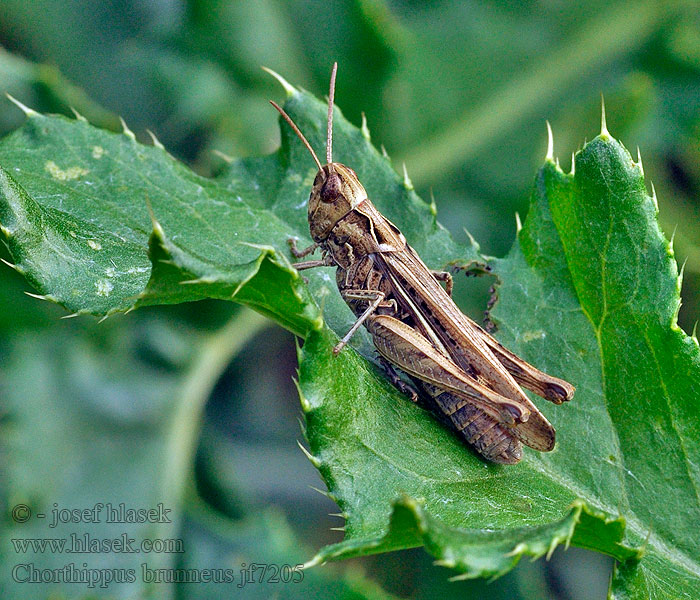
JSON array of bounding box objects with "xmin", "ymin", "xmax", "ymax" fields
[{"xmin": 0, "ymin": 1, "xmax": 698, "ymax": 599}]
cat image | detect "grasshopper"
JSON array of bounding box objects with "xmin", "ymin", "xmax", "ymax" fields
[{"xmin": 270, "ymin": 63, "xmax": 574, "ymax": 464}]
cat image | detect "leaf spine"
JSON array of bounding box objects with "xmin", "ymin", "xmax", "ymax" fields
[
  {"xmin": 678, "ymin": 257, "xmax": 687, "ymax": 289},
  {"xmin": 296, "ymin": 440, "xmax": 321, "ymax": 467},
  {"xmin": 402, "ymin": 162, "xmax": 413, "ymax": 190},
  {"xmin": 433, "ymin": 558, "xmax": 456, "ymax": 568},
  {"xmin": 146, "ymin": 129, "xmax": 165, "ymax": 150},
  {"xmin": 212, "ymin": 149, "xmax": 234, "ymax": 164},
  {"xmin": 5, "ymin": 93, "xmax": 39, "ymax": 117},
  {"xmin": 360, "ymin": 112, "xmax": 370, "ymax": 141},
  {"xmin": 669, "ymin": 224, "xmax": 677, "ymax": 255},
  {"xmin": 301, "ymin": 555, "xmax": 323, "ymax": 570},
  {"xmin": 119, "ymin": 117, "xmax": 136, "ymax": 141},
  {"xmin": 600, "ymin": 94, "xmax": 610, "ymax": 138},
  {"xmin": 70, "ymin": 107, "xmax": 87, "ymax": 122},
  {"xmin": 144, "ymin": 196, "xmax": 165, "ymax": 240},
  {"xmin": 428, "ymin": 189, "xmax": 437, "ymax": 216},
  {"xmin": 25, "ymin": 291, "xmax": 49, "ymax": 301},
  {"xmin": 261, "ymin": 66, "xmax": 296, "ymax": 98},
  {"xmin": 308, "ymin": 485, "xmax": 331, "ymax": 499},
  {"xmin": 506, "ymin": 541, "xmax": 528, "ymax": 557},
  {"xmin": 0, "ymin": 257, "xmax": 19, "ymax": 272},
  {"xmin": 180, "ymin": 277, "xmax": 216, "ymax": 285}
]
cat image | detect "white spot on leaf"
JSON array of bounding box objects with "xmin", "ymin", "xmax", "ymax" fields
[
  {"xmin": 92, "ymin": 146, "xmax": 105, "ymax": 159},
  {"xmin": 87, "ymin": 239, "xmax": 102, "ymax": 251},
  {"xmin": 522, "ymin": 330, "xmax": 546, "ymax": 343},
  {"xmin": 95, "ymin": 279, "xmax": 113, "ymax": 297},
  {"xmin": 45, "ymin": 160, "xmax": 88, "ymax": 181}
]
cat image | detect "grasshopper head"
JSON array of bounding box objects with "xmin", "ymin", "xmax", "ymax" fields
[{"xmin": 308, "ymin": 162, "xmax": 367, "ymax": 242}]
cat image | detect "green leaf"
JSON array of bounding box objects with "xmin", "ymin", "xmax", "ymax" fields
[
  {"xmin": 0, "ymin": 84, "xmax": 473, "ymax": 343},
  {"xmin": 0, "ymin": 77, "xmax": 698, "ymax": 599},
  {"xmin": 297, "ymin": 136, "xmax": 700, "ymax": 598},
  {"xmin": 517, "ymin": 137, "xmax": 700, "ymax": 598},
  {"xmin": 296, "ymin": 328, "xmax": 636, "ymax": 569}
]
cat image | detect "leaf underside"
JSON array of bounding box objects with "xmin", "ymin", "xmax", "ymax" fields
[{"xmin": 0, "ymin": 81, "xmax": 697, "ymax": 599}]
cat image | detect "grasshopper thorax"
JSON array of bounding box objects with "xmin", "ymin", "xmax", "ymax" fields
[{"xmin": 308, "ymin": 162, "xmax": 367, "ymax": 242}]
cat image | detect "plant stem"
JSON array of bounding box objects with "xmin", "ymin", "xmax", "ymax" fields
[{"xmin": 159, "ymin": 307, "xmax": 270, "ymax": 522}]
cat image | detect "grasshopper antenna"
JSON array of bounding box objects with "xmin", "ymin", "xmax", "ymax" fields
[
  {"xmin": 326, "ymin": 62, "xmax": 337, "ymax": 165},
  {"xmin": 270, "ymin": 101, "xmax": 323, "ymax": 171}
]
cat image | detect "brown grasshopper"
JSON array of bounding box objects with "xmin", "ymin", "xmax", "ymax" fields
[{"xmin": 271, "ymin": 63, "xmax": 574, "ymax": 464}]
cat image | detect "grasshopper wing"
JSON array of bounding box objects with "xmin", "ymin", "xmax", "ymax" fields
[{"xmin": 367, "ymin": 314, "xmax": 556, "ymax": 453}]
